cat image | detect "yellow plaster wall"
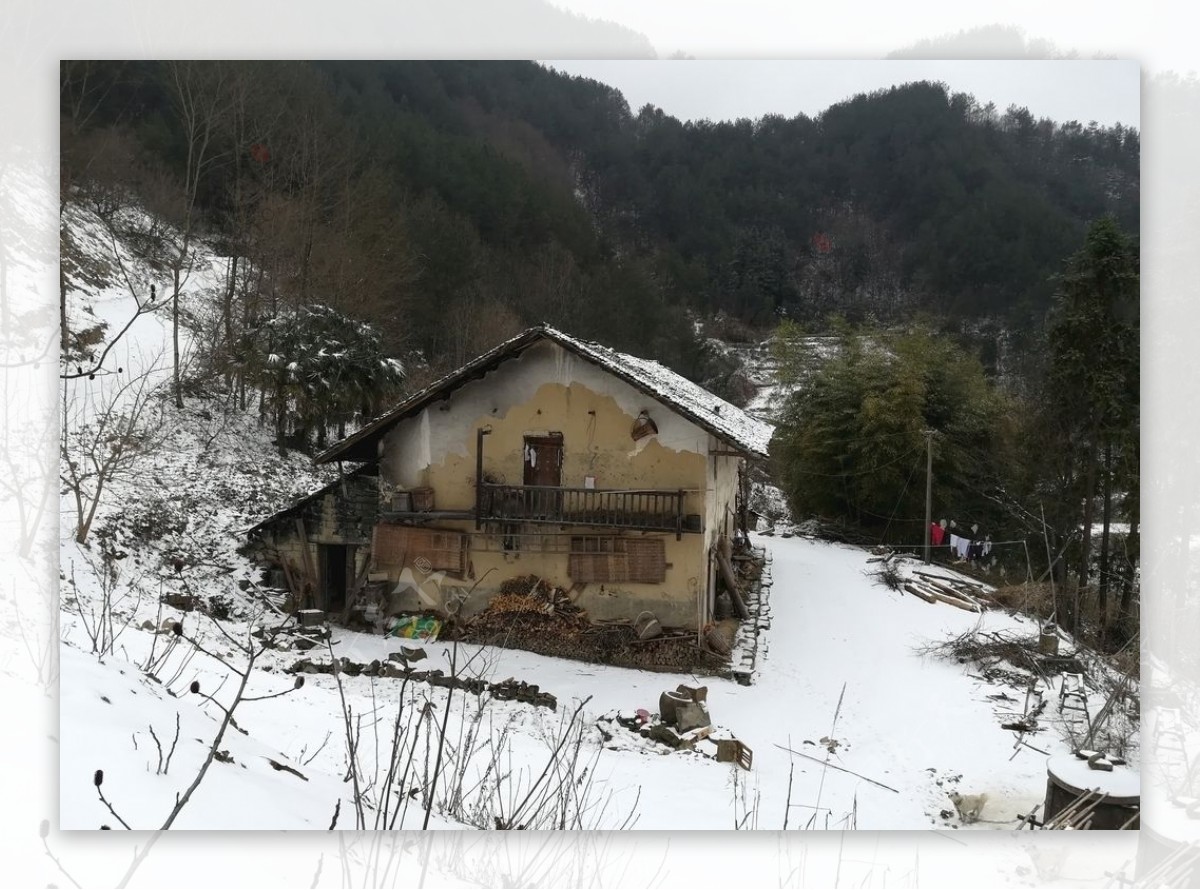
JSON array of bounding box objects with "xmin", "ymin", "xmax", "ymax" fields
[{"xmin": 376, "ymin": 342, "xmax": 744, "ymax": 629}]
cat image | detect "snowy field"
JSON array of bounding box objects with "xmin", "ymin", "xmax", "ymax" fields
[{"xmin": 60, "ymin": 532, "xmax": 1112, "ymax": 831}]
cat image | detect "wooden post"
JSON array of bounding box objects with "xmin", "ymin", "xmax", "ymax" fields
[
  {"xmin": 475, "ymin": 426, "xmax": 490, "ymax": 530},
  {"xmin": 295, "ymin": 518, "xmax": 319, "ymax": 611},
  {"xmin": 717, "ymin": 536, "xmax": 750, "ymax": 620},
  {"xmin": 924, "ymin": 429, "xmax": 934, "ymax": 565}
]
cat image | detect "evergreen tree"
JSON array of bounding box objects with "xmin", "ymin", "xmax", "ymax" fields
[
  {"xmin": 773, "ymin": 322, "xmax": 1013, "ymax": 540},
  {"xmin": 1044, "ymin": 217, "xmax": 1139, "ymax": 634},
  {"xmin": 239, "ymin": 305, "xmax": 405, "ymax": 453}
]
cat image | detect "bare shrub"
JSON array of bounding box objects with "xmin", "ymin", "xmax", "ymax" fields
[{"xmin": 989, "ymin": 581, "xmax": 1057, "ymax": 620}]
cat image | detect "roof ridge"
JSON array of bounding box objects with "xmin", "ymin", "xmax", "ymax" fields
[{"xmin": 315, "ymin": 324, "xmax": 773, "ymax": 464}]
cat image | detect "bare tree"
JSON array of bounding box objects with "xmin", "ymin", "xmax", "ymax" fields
[
  {"xmin": 60, "ymin": 353, "xmax": 167, "ymax": 544},
  {"xmin": 94, "ymin": 606, "xmax": 305, "ymax": 831},
  {"xmin": 64, "ymin": 550, "xmax": 147, "ymax": 657},
  {"xmin": 161, "ymin": 61, "xmax": 233, "ymax": 409},
  {"xmin": 60, "ymin": 62, "xmax": 130, "ymax": 353}
]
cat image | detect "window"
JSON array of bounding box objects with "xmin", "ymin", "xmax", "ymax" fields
[
  {"xmin": 568, "ymin": 536, "xmax": 666, "ymax": 583},
  {"xmin": 373, "ymin": 524, "xmax": 468, "ymax": 576}
]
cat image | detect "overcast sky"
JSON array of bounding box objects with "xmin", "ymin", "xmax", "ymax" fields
[{"xmin": 539, "ymin": 60, "xmax": 1140, "ymax": 128}]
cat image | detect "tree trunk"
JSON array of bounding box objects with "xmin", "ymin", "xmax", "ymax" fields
[
  {"xmin": 172, "ymin": 265, "xmax": 184, "ymax": 409},
  {"xmin": 276, "ymin": 374, "xmax": 287, "ymax": 456},
  {"xmin": 1118, "ymin": 494, "xmax": 1139, "ymax": 639},
  {"xmin": 222, "ymin": 254, "xmax": 238, "ymax": 384},
  {"xmin": 1097, "ymin": 442, "xmax": 1114, "ymax": 632},
  {"xmin": 1048, "ymin": 529, "xmax": 1076, "ymax": 635},
  {"xmin": 1078, "ymin": 441, "xmax": 1098, "ymax": 590},
  {"xmin": 60, "ymin": 226, "xmax": 71, "ymax": 352}
]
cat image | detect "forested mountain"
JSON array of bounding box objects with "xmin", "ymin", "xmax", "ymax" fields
[{"xmin": 61, "ymin": 60, "xmax": 1138, "ymax": 388}]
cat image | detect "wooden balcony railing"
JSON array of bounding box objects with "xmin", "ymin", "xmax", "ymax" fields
[{"xmin": 478, "ymin": 483, "xmax": 694, "ymax": 535}]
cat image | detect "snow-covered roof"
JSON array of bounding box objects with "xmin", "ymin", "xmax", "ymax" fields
[
  {"xmin": 244, "ymin": 464, "xmax": 373, "ymax": 535},
  {"xmin": 315, "ymin": 325, "xmax": 774, "ymax": 464}
]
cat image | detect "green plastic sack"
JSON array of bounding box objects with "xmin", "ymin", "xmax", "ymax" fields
[{"xmin": 388, "ymin": 614, "xmax": 441, "ymax": 641}]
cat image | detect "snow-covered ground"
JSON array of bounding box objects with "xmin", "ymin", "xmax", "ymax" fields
[{"xmin": 60, "ymin": 531, "xmax": 1130, "ymax": 831}]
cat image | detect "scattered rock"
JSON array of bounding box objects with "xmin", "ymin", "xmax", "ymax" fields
[
  {"xmin": 676, "ymin": 701, "xmax": 712, "ymax": 734},
  {"xmin": 649, "ymin": 723, "xmax": 686, "ymax": 749},
  {"xmin": 284, "ymin": 658, "xmax": 555, "ymax": 710}
]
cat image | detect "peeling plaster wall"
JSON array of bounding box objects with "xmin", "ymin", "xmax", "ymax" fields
[
  {"xmin": 379, "ymin": 340, "xmax": 713, "ymax": 486},
  {"xmin": 375, "ymin": 341, "xmax": 746, "ymax": 629},
  {"xmin": 250, "ymin": 473, "xmax": 378, "ymax": 610},
  {"xmin": 703, "ymin": 446, "xmax": 742, "ymax": 616}
]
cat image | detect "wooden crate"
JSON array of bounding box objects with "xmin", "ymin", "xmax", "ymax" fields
[{"xmin": 715, "ymin": 738, "xmax": 753, "ymax": 770}]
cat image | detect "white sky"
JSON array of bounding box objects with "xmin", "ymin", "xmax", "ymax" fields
[
  {"xmin": 540, "ymin": 59, "xmax": 1140, "ymax": 128},
  {"xmin": 548, "ymin": 0, "xmax": 1190, "ymax": 76}
]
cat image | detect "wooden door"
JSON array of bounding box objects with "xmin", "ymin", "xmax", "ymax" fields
[
  {"xmin": 318, "ymin": 544, "xmax": 352, "ymax": 613},
  {"xmin": 523, "ymin": 434, "xmax": 563, "ymax": 520},
  {"xmin": 523, "ymin": 434, "xmax": 563, "ymax": 487}
]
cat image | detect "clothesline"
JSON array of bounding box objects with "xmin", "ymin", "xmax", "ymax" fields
[
  {"xmin": 892, "ymin": 544, "xmax": 1032, "ymax": 551},
  {"xmin": 892, "ymin": 539, "xmax": 1030, "ymax": 548},
  {"xmin": 884, "ymin": 538, "xmax": 1037, "ymax": 583}
]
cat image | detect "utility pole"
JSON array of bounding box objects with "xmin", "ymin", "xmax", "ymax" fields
[{"xmin": 923, "ymin": 430, "xmax": 934, "ymax": 564}]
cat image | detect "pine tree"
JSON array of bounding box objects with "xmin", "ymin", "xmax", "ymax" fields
[{"xmin": 1045, "ymin": 217, "xmax": 1138, "ymax": 634}]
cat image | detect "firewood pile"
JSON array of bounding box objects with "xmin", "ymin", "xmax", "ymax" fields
[
  {"xmin": 451, "ymin": 574, "xmax": 728, "ymax": 672},
  {"xmin": 461, "ymin": 575, "xmax": 589, "ymax": 638},
  {"xmin": 869, "ymin": 551, "xmax": 993, "ymax": 613},
  {"xmin": 485, "ymin": 575, "xmax": 586, "ymax": 618}
]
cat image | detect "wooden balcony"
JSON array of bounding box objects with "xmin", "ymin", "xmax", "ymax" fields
[{"xmin": 478, "ymin": 483, "xmax": 697, "ymax": 536}]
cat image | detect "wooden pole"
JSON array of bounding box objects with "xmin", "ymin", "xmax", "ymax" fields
[
  {"xmin": 295, "ymin": 518, "xmax": 319, "ymax": 611},
  {"xmin": 717, "ymin": 536, "xmax": 750, "ymax": 620},
  {"xmin": 924, "ymin": 429, "xmax": 933, "ymax": 565},
  {"xmin": 475, "ymin": 426, "xmax": 490, "ymax": 530}
]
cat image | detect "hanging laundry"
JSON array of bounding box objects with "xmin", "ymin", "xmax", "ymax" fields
[
  {"xmin": 982, "ymin": 538, "xmax": 992, "ymax": 558},
  {"xmin": 968, "ymin": 540, "xmax": 983, "ymax": 562},
  {"xmin": 950, "ymin": 534, "xmax": 970, "ymax": 560},
  {"xmin": 930, "ymin": 522, "xmax": 945, "ymax": 546}
]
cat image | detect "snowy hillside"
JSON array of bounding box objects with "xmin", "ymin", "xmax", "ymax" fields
[{"xmin": 58, "ymin": 197, "xmax": 1137, "ymax": 836}]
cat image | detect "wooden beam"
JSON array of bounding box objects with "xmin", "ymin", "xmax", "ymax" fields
[
  {"xmin": 903, "ymin": 582, "xmax": 937, "ymax": 603},
  {"xmin": 295, "ymin": 518, "xmax": 319, "ymax": 611},
  {"xmin": 918, "ymin": 575, "xmax": 985, "ymax": 610},
  {"xmin": 717, "ymin": 536, "xmax": 750, "ymax": 620},
  {"xmin": 923, "ymin": 585, "xmax": 980, "ymax": 612}
]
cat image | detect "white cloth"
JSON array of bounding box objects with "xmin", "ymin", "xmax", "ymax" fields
[{"xmin": 950, "ymin": 534, "xmax": 970, "ymax": 559}]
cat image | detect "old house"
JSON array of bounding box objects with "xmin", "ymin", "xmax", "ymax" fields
[
  {"xmin": 255, "ymin": 325, "xmax": 773, "ymax": 632},
  {"xmin": 244, "ymin": 465, "xmax": 379, "ymax": 615}
]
